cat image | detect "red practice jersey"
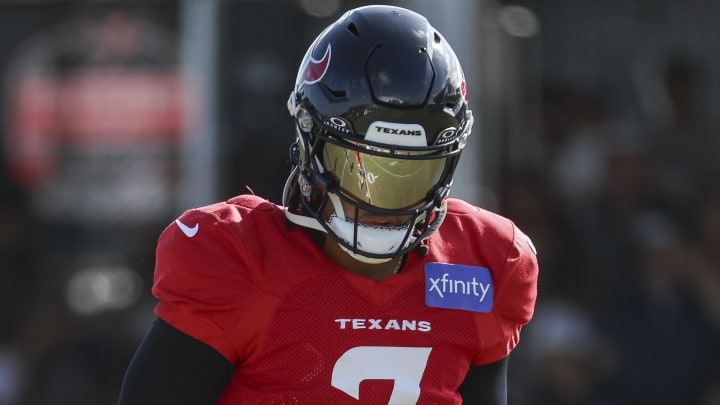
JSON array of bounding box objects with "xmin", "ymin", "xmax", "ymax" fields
[{"xmin": 153, "ymin": 194, "xmax": 538, "ymax": 404}]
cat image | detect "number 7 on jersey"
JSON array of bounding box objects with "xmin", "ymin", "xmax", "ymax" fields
[{"xmin": 331, "ymin": 346, "xmax": 432, "ymax": 405}]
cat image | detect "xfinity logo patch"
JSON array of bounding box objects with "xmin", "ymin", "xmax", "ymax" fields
[
  {"xmin": 365, "ymin": 121, "xmax": 427, "ymax": 147},
  {"xmin": 425, "ymin": 262, "xmax": 493, "ymax": 313}
]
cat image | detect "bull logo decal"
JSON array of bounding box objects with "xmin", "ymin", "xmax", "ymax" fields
[{"xmin": 300, "ymin": 44, "xmax": 331, "ymax": 86}]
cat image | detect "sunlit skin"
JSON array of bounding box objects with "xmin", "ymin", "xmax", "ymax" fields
[{"xmin": 320, "ymin": 197, "xmax": 412, "ymax": 281}]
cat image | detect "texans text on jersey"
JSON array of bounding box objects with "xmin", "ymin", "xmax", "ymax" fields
[{"xmin": 335, "ymin": 318, "xmax": 432, "ymax": 332}]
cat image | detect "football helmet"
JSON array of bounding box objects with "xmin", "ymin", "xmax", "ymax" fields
[{"xmin": 284, "ymin": 5, "xmax": 473, "ymax": 263}]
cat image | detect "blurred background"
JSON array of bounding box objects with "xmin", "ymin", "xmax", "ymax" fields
[{"xmin": 0, "ymin": 0, "xmax": 718, "ymax": 404}]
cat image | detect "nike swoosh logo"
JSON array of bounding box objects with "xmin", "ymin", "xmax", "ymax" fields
[{"xmin": 175, "ymin": 219, "xmax": 199, "ymax": 238}]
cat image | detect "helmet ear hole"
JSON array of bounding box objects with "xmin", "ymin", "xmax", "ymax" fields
[{"xmin": 298, "ymin": 109, "xmax": 313, "ymax": 132}]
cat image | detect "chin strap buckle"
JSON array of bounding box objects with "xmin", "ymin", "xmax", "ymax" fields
[{"xmin": 289, "ymin": 142, "xmax": 300, "ymax": 165}]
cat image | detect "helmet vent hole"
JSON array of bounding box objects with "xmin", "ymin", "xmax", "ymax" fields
[
  {"xmin": 347, "ymin": 22, "xmax": 360, "ymax": 37},
  {"xmin": 322, "ymin": 83, "xmax": 346, "ymax": 98},
  {"xmin": 433, "ymin": 32, "xmax": 442, "ymax": 43}
]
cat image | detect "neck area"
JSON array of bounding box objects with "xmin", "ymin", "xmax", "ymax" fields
[{"xmin": 322, "ymin": 236, "xmax": 403, "ymax": 281}]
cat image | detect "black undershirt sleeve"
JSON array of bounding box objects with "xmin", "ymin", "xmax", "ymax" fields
[
  {"xmin": 118, "ymin": 317, "xmax": 235, "ymax": 405},
  {"xmin": 458, "ymin": 356, "xmax": 509, "ymax": 405}
]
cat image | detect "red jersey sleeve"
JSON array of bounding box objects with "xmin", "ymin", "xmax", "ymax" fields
[
  {"xmin": 497, "ymin": 224, "xmax": 538, "ymax": 324},
  {"xmin": 152, "ymin": 205, "xmax": 255, "ymax": 364},
  {"xmin": 477, "ymin": 223, "xmax": 539, "ymax": 364},
  {"xmin": 432, "ymin": 199, "xmax": 539, "ymax": 366}
]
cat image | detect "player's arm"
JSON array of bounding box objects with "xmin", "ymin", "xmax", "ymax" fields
[
  {"xmin": 118, "ymin": 318, "xmax": 235, "ymax": 405},
  {"xmin": 458, "ymin": 356, "xmax": 509, "ymax": 405}
]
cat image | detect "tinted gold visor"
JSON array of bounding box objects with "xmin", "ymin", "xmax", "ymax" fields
[{"xmin": 323, "ymin": 142, "xmax": 447, "ymax": 209}]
